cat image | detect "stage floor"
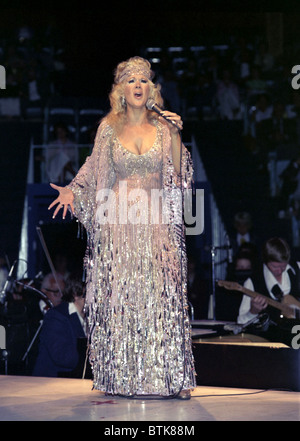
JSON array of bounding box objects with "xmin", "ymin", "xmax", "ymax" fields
[{"xmin": 0, "ymin": 375, "xmax": 299, "ymax": 422}]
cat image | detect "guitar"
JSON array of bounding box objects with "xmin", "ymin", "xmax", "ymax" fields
[{"xmin": 217, "ymin": 280, "xmax": 300, "ymax": 319}]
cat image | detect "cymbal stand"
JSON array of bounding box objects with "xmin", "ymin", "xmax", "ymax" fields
[
  {"xmin": 208, "ymin": 245, "xmax": 217, "ymax": 320},
  {"xmin": 22, "ymin": 320, "xmax": 43, "ymax": 362},
  {"xmin": 18, "ymin": 283, "xmax": 53, "ymax": 363},
  {"xmin": 208, "ymin": 244, "xmax": 231, "ymax": 320}
]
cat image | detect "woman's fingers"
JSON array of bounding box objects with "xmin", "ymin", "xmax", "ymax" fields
[
  {"xmin": 49, "ymin": 182, "xmax": 62, "ymax": 191},
  {"xmin": 48, "ymin": 197, "xmax": 59, "ymax": 211},
  {"xmin": 48, "ymin": 183, "xmax": 62, "ymax": 210},
  {"xmin": 50, "ymin": 201, "xmax": 74, "ymax": 219},
  {"xmin": 69, "ymin": 200, "xmax": 75, "ymax": 214},
  {"xmin": 62, "ymin": 204, "xmax": 69, "ymax": 220},
  {"xmin": 162, "ymin": 111, "xmax": 183, "ymax": 130},
  {"xmin": 52, "ymin": 203, "xmax": 63, "ymax": 219},
  {"xmin": 48, "ymin": 184, "xmax": 75, "ymax": 219}
]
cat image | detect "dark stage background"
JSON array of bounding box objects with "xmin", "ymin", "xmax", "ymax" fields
[{"xmin": 0, "ymin": 3, "xmax": 300, "ymax": 320}]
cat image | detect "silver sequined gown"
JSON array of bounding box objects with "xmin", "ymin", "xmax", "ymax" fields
[{"xmin": 68, "ymin": 119, "xmax": 196, "ymax": 396}]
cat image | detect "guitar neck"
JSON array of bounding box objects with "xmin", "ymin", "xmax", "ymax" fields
[{"xmin": 241, "ymin": 286, "xmax": 284, "ymax": 312}]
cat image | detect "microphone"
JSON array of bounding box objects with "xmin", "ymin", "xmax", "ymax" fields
[
  {"xmin": 146, "ymin": 99, "xmax": 182, "ymax": 130},
  {"xmin": 225, "ymin": 234, "xmax": 233, "ymax": 264},
  {"xmin": 0, "ymin": 260, "xmax": 17, "ymax": 304},
  {"xmin": 28, "ymin": 271, "xmax": 43, "ymax": 287}
]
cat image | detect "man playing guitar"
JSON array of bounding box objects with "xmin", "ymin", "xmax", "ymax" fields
[{"xmin": 219, "ymin": 237, "xmax": 300, "ymax": 345}]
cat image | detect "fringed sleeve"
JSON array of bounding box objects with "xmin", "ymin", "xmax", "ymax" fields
[
  {"xmin": 66, "ymin": 120, "xmax": 115, "ymax": 234},
  {"xmin": 160, "ymin": 121, "xmax": 194, "ymax": 255},
  {"xmin": 160, "ymin": 121, "xmax": 194, "ymax": 191}
]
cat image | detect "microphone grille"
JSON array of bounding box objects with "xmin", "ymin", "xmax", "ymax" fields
[{"xmin": 146, "ymin": 98, "xmax": 155, "ymax": 110}]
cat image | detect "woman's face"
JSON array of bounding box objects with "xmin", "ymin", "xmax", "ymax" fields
[{"xmin": 123, "ymin": 74, "xmax": 150, "ymax": 109}]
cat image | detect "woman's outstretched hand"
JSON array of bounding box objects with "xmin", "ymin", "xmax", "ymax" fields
[{"xmin": 48, "ymin": 183, "xmax": 75, "ymax": 219}]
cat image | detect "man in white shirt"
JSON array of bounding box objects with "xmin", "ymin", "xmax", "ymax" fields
[
  {"xmin": 233, "ymin": 212, "xmax": 253, "ymax": 248},
  {"xmin": 229, "ymin": 212, "xmax": 260, "ymax": 258},
  {"xmin": 237, "ymin": 237, "xmax": 300, "ymax": 345}
]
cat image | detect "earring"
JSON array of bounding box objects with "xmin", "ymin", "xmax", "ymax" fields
[{"xmin": 121, "ymin": 96, "xmax": 126, "ymax": 107}]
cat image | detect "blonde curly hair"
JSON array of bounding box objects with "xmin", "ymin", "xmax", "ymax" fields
[{"xmin": 104, "ymin": 56, "xmax": 164, "ymax": 132}]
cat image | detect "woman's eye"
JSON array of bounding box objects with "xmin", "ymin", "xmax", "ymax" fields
[{"xmin": 128, "ymin": 78, "xmax": 148, "ymax": 84}]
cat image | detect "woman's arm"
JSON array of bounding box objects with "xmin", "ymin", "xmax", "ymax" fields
[
  {"xmin": 161, "ymin": 111, "xmax": 183, "ymax": 175},
  {"xmin": 170, "ymin": 131, "xmax": 183, "ymax": 175}
]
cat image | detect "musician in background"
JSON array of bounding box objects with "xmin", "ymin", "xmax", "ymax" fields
[
  {"xmin": 229, "ymin": 211, "xmax": 260, "ymax": 258},
  {"xmin": 33, "ymin": 273, "xmax": 89, "ymax": 378},
  {"xmin": 0, "ymin": 255, "xmax": 8, "ymax": 292},
  {"xmin": 237, "ymin": 237, "xmax": 300, "ymax": 345},
  {"xmin": 39, "ymin": 272, "xmax": 65, "ymax": 315},
  {"xmin": 216, "ymin": 250, "xmax": 257, "ymax": 321}
]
